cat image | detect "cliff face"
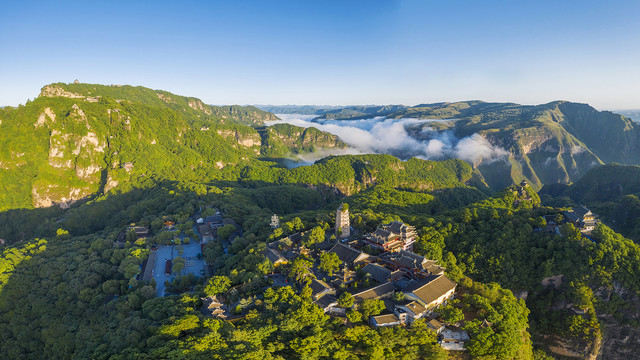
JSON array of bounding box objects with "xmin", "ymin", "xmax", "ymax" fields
[
  {"xmin": 392, "ymin": 101, "xmax": 637, "ymax": 190},
  {"xmin": 593, "ymin": 283, "xmax": 640, "ymax": 360},
  {"xmin": 475, "ymin": 118, "xmax": 604, "ymax": 190}
]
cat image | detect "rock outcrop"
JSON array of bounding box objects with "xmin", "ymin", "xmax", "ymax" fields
[{"xmin": 39, "ymin": 84, "xmax": 84, "ymax": 99}]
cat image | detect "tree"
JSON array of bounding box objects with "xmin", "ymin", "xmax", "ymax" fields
[
  {"xmin": 533, "ymin": 349, "xmax": 554, "ymax": 360},
  {"xmin": 203, "ymin": 241, "xmax": 224, "ymax": 265},
  {"xmin": 102, "ymin": 280, "xmax": 121, "ymax": 295},
  {"xmin": 393, "ymin": 291, "xmax": 405, "ymax": 302},
  {"xmin": 172, "ymin": 256, "xmax": 185, "ymax": 274},
  {"xmin": 204, "ymin": 276, "xmax": 231, "ymax": 296},
  {"xmin": 217, "ymin": 224, "xmax": 236, "ymax": 241},
  {"xmin": 288, "ymin": 256, "xmax": 314, "ymax": 284},
  {"xmin": 56, "ymin": 228, "xmax": 70, "ymax": 238},
  {"xmin": 461, "ymin": 208, "xmax": 472, "ymax": 223},
  {"xmin": 283, "ymin": 221, "xmax": 294, "ymax": 233},
  {"xmin": 126, "ymin": 229, "xmax": 138, "ymax": 242},
  {"xmin": 318, "ymin": 251, "xmax": 341, "ymax": 276},
  {"xmin": 292, "ymin": 217, "xmax": 304, "ymax": 231},
  {"xmin": 346, "ymin": 309, "xmax": 363, "ymax": 323},
  {"xmin": 284, "ymin": 217, "xmax": 304, "ymax": 234},
  {"xmin": 569, "ymin": 282, "xmax": 594, "ymax": 312},
  {"xmin": 533, "ymin": 216, "xmax": 546, "ymax": 229},
  {"xmin": 269, "ymin": 228, "xmax": 283, "ymax": 241},
  {"xmin": 304, "ymin": 226, "xmax": 325, "ymax": 247},
  {"xmin": 338, "ymin": 292, "xmax": 354, "ymax": 308},
  {"xmin": 554, "ymin": 213, "xmax": 564, "ymax": 224},
  {"xmin": 156, "ymin": 230, "xmax": 175, "ymax": 245},
  {"xmin": 360, "ymin": 299, "xmax": 385, "ymax": 318},
  {"xmin": 560, "ymin": 222, "xmax": 581, "ymax": 240},
  {"xmin": 439, "ymin": 303, "xmax": 464, "ymax": 324},
  {"xmin": 119, "ymin": 257, "xmax": 141, "ymax": 279}
]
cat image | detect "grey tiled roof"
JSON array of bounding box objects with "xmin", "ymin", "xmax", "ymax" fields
[
  {"xmin": 352, "ymin": 281, "xmax": 396, "ymax": 301},
  {"xmin": 329, "ymin": 243, "xmax": 369, "ymax": 265},
  {"xmin": 362, "ymin": 263, "xmax": 392, "ymax": 283}
]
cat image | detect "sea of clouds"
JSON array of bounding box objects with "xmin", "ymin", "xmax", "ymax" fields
[{"xmin": 266, "ymin": 114, "xmax": 509, "ymax": 167}]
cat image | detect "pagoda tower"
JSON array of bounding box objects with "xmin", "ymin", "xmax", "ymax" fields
[{"xmin": 335, "ymin": 203, "xmax": 350, "ymax": 238}]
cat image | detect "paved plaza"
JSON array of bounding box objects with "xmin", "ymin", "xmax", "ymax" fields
[{"xmin": 152, "ymin": 242, "xmax": 206, "ymax": 297}]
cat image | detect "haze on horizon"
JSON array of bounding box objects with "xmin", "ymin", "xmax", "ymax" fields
[{"xmin": 1, "ymin": 0, "xmax": 639, "ymax": 110}]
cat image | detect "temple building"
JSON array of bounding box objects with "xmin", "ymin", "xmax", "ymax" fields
[
  {"xmin": 362, "ymin": 221, "xmax": 417, "ymax": 252},
  {"xmin": 564, "ymin": 206, "xmax": 598, "ymax": 232}
]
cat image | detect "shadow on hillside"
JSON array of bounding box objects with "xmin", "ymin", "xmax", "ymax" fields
[
  {"xmin": 0, "ymin": 206, "xmax": 65, "ymax": 244},
  {"xmin": 0, "ymin": 177, "xmax": 490, "ymax": 246},
  {"xmin": 0, "ymin": 176, "xmax": 493, "ymax": 358}
]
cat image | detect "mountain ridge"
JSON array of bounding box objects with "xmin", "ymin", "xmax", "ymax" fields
[
  {"xmin": 259, "ymin": 101, "xmax": 640, "ymax": 190},
  {"xmin": 39, "ymin": 82, "xmax": 279, "ymax": 126},
  {"xmin": 0, "ymin": 83, "xmax": 349, "ymax": 211}
]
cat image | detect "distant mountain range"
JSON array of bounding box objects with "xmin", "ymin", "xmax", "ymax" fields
[
  {"xmin": 258, "ymin": 102, "xmax": 640, "ymax": 190},
  {"xmin": 616, "ymin": 109, "xmax": 640, "ymax": 122}
]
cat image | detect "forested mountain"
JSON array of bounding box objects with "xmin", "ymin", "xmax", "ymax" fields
[
  {"xmin": 2, "ymin": 165, "xmax": 640, "ymax": 359},
  {"xmin": 423, "ymin": 100, "xmax": 639, "ymax": 190},
  {"xmin": 255, "ymin": 104, "xmax": 407, "ymax": 119},
  {"xmin": 0, "ymin": 83, "xmax": 348, "ymax": 211},
  {"xmin": 315, "ymin": 105, "xmax": 407, "ymax": 120},
  {"xmin": 0, "ymin": 153, "xmax": 487, "ymax": 245},
  {"xmin": 41, "ymin": 83, "xmax": 279, "ymax": 126}
]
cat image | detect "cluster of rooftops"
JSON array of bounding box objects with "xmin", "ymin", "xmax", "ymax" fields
[{"xmin": 264, "ymin": 220, "xmax": 459, "ymax": 333}]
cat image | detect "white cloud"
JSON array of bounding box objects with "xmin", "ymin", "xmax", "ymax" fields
[
  {"xmin": 454, "ymin": 134, "xmax": 509, "ymax": 164},
  {"xmin": 268, "ymin": 114, "xmax": 510, "ymax": 166}
]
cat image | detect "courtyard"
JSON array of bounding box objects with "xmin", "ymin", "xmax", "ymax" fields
[{"xmin": 152, "ymin": 241, "xmax": 207, "ymax": 297}]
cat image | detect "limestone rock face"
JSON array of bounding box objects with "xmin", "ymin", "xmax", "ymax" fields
[
  {"xmin": 156, "ymin": 93, "xmax": 176, "ymax": 103},
  {"xmin": 35, "ymin": 107, "xmax": 56, "ymax": 127},
  {"xmin": 39, "ymin": 85, "xmax": 84, "ymax": 99},
  {"xmin": 48, "ymin": 130, "xmax": 72, "ymax": 168},
  {"xmin": 188, "ymin": 99, "xmax": 212, "ymax": 115},
  {"xmin": 31, "ymin": 184, "xmax": 91, "ymax": 209}
]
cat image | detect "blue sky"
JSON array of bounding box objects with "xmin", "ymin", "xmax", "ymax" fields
[{"xmin": 1, "ymin": 0, "xmax": 638, "ymax": 109}]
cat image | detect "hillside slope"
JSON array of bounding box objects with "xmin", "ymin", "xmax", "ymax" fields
[{"xmin": 0, "ymin": 83, "xmax": 347, "ymax": 211}]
